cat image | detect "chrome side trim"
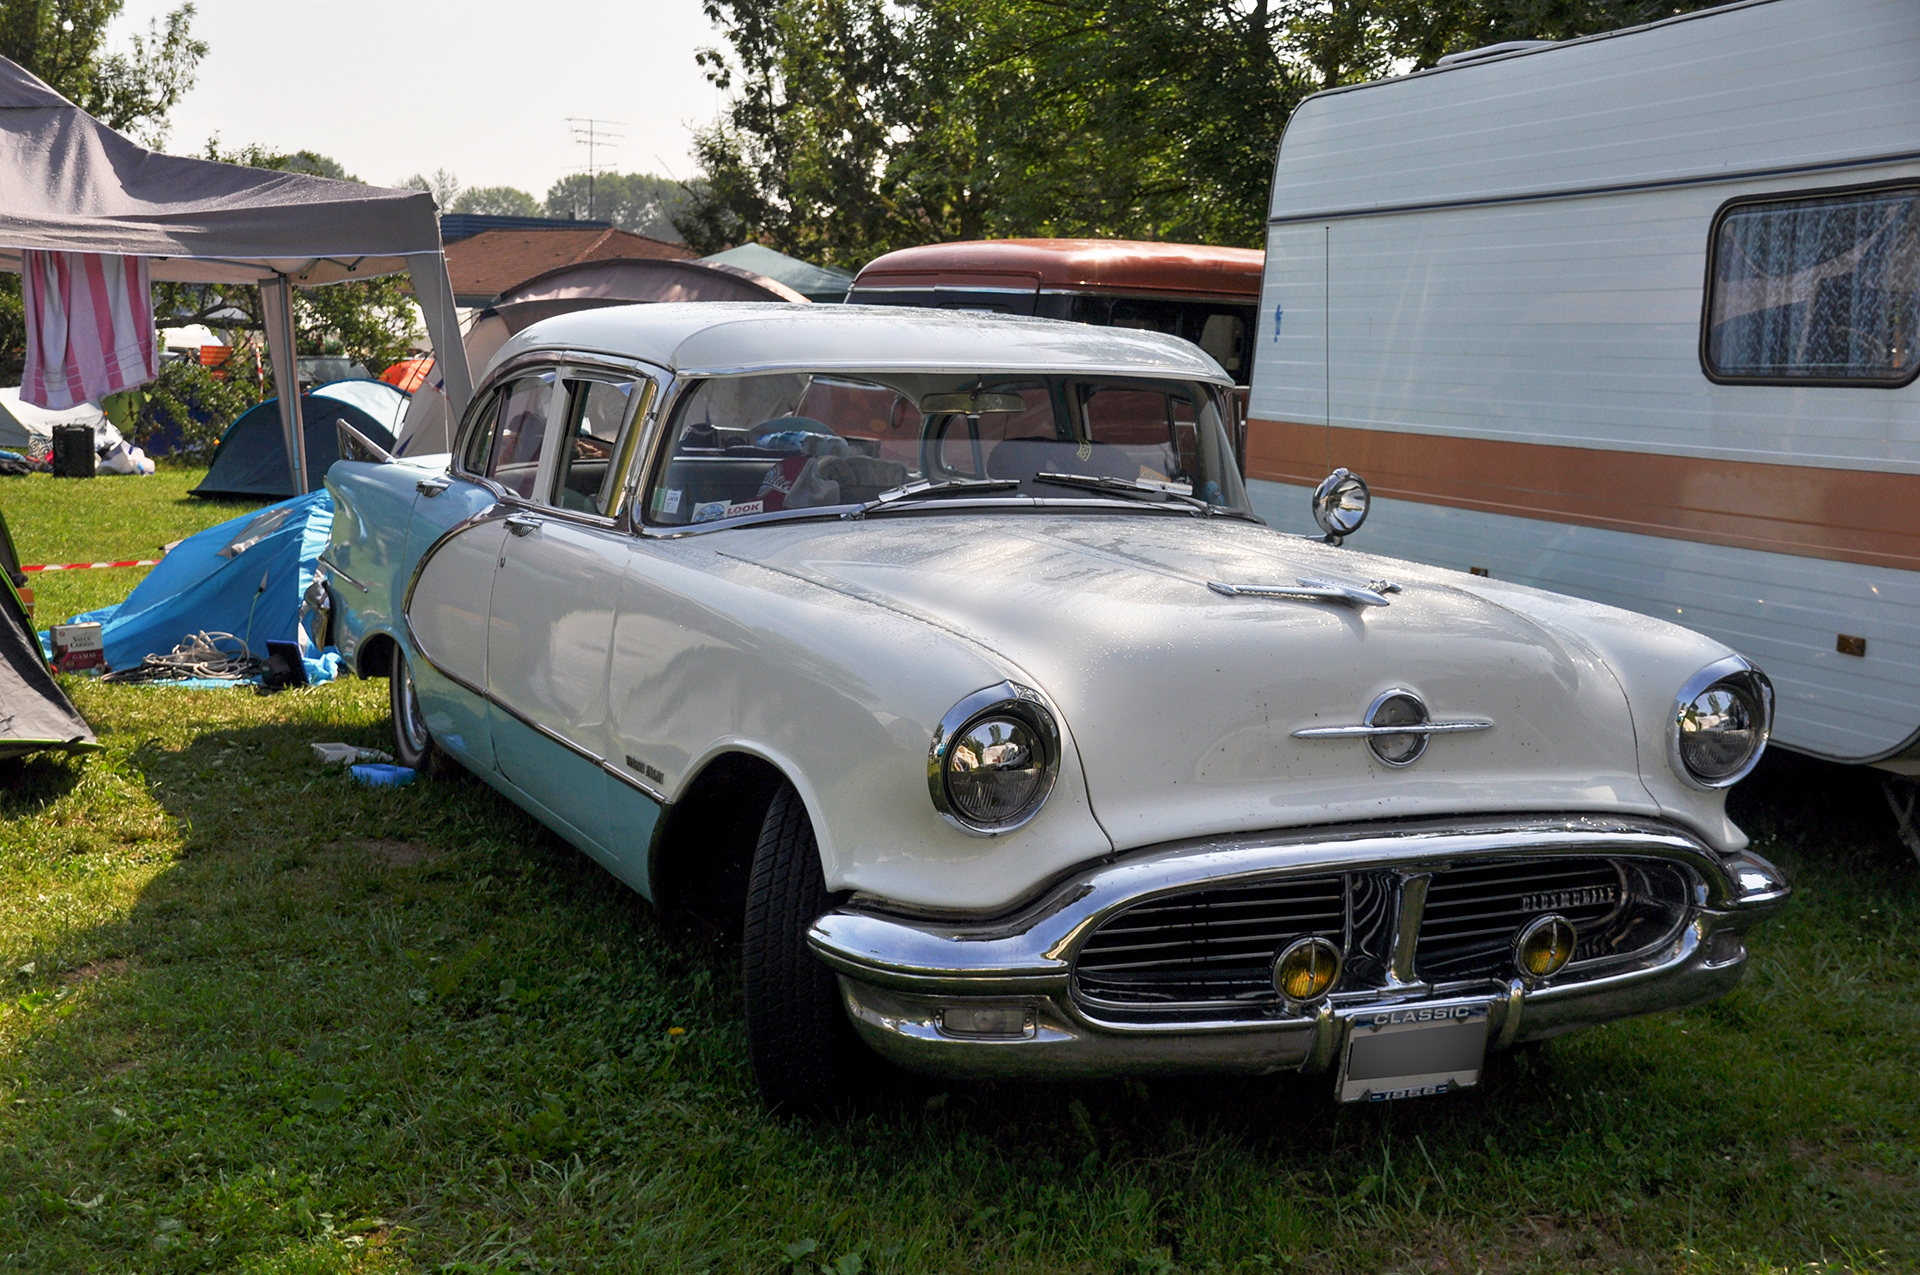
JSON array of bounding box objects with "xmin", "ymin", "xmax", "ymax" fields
[
  {"xmin": 603, "ymin": 757, "xmax": 667, "ymax": 804},
  {"xmin": 316, "ymin": 554, "xmax": 369, "ymax": 593}
]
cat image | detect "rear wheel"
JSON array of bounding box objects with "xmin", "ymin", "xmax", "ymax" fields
[
  {"xmin": 388, "ymin": 647, "xmax": 445, "ymax": 775},
  {"xmin": 741, "ymin": 784, "xmax": 866, "ymax": 1114}
]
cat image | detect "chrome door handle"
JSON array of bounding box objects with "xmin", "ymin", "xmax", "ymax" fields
[
  {"xmin": 503, "ymin": 514, "xmax": 541, "ymax": 537},
  {"xmin": 416, "ymin": 476, "xmax": 452, "ymax": 496}
]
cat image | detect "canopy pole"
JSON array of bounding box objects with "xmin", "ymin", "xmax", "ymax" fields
[
  {"xmin": 407, "ymin": 252, "xmax": 473, "ymax": 442},
  {"xmin": 259, "ymin": 274, "xmax": 308, "ymax": 494}
]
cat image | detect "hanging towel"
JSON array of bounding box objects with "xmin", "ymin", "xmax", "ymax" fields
[{"xmin": 20, "ymin": 250, "xmax": 158, "ymax": 410}]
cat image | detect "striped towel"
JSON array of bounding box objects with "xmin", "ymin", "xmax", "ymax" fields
[{"xmin": 20, "ymin": 251, "xmax": 159, "ymax": 410}]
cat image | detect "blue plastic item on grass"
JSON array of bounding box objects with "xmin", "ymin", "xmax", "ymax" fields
[{"xmin": 350, "ymin": 763, "xmax": 417, "ymax": 787}]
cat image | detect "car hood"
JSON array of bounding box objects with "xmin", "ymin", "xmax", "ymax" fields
[{"xmin": 722, "ymin": 514, "xmax": 1662, "ymax": 850}]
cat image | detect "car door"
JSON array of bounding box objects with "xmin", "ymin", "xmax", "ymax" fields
[
  {"xmin": 401, "ymin": 378, "xmax": 539, "ymax": 772},
  {"xmin": 486, "ymin": 367, "xmax": 656, "ymax": 868}
]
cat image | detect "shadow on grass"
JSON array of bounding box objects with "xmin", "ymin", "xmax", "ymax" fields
[
  {"xmin": 0, "ymin": 751, "xmax": 89, "ymax": 814},
  {"xmin": 6, "ymin": 703, "xmax": 1917, "ymax": 1273}
]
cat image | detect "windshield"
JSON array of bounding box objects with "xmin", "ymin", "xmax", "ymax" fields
[{"xmin": 644, "ymin": 371, "xmax": 1250, "ymax": 527}]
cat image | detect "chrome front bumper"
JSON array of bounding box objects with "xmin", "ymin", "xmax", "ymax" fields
[{"xmin": 807, "ymin": 816, "xmax": 1788, "ymax": 1085}]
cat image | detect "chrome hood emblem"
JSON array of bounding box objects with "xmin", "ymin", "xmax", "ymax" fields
[
  {"xmin": 1291, "ymin": 689, "xmax": 1493, "ymax": 766},
  {"xmin": 1209, "ymin": 577, "xmax": 1402, "ymax": 608}
]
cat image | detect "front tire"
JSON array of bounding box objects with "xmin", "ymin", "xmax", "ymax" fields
[
  {"xmin": 741, "ymin": 784, "xmax": 866, "ymax": 1114},
  {"xmin": 388, "ymin": 646, "xmax": 445, "ymax": 775}
]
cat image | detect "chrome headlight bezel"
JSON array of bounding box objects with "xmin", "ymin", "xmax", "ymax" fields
[
  {"xmin": 928, "ymin": 681, "xmax": 1061, "ymax": 836},
  {"xmin": 1668, "ymin": 655, "xmax": 1774, "ymax": 790}
]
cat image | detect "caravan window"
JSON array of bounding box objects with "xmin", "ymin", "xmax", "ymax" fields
[{"xmin": 1704, "ymin": 186, "xmax": 1920, "ymax": 386}]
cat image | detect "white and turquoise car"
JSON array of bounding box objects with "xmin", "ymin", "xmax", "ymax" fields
[{"xmin": 322, "ymin": 304, "xmax": 1787, "ymax": 1111}]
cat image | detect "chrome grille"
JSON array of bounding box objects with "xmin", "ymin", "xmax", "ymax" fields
[
  {"xmin": 1073, "ymin": 875, "xmax": 1344, "ymax": 1007},
  {"xmin": 1414, "ymin": 857, "xmax": 1690, "ymax": 984}
]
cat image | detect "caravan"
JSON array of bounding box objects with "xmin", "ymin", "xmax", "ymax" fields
[{"xmin": 1247, "ymin": 0, "xmax": 1919, "ymax": 771}]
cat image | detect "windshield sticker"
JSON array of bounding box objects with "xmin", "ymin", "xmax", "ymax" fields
[
  {"xmin": 663, "ymin": 489, "xmax": 682, "ymax": 514},
  {"xmin": 691, "ymin": 500, "xmax": 728, "ymax": 524},
  {"xmin": 724, "ymin": 499, "xmax": 765, "ymax": 519}
]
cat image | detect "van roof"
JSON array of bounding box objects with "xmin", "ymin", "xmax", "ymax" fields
[{"xmin": 851, "ymin": 239, "xmax": 1263, "ymax": 300}]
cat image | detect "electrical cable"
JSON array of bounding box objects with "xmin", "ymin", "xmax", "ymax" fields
[{"xmin": 100, "ymin": 631, "xmax": 266, "ymax": 684}]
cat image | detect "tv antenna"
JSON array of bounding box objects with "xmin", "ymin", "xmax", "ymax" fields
[{"xmin": 565, "ymin": 117, "xmax": 626, "ymax": 220}]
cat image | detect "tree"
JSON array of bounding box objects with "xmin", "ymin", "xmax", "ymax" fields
[
  {"xmin": 452, "ymin": 185, "xmax": 541, "ymax": 217},
  {"xmin": 544, "ymin": 172, "xmax": 690, "ymax": 241},
  {"xmin": 399, "ymin": 168, "xmax": 462, "ymax": 211},
  {"xmin": 677, "ymin": 0, "xmax": 1728, "ymax": 260},
  {"xmin": 0, "ymin": 0, "xmax": 206, "ymax": 145}
]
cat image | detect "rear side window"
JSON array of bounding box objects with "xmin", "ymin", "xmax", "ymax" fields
[{"xmin": 1703, "ymin": 186, "xmax": 1920, "ymax": 385}]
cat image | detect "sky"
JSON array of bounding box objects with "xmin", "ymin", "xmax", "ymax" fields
[{"xmin": 110, "ymin": 0, "xmax": 725, "ymax": 200}]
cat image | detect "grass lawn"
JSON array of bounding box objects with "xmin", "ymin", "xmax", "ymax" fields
[{"xmin": 1, "ymin": 473, "xmax": 1916, "ymax": 1274}]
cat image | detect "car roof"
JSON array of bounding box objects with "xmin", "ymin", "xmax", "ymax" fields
[
  {"xmin": 850, "ymin": 238, "xmax": 1264, "ymax": 298},
  {"xmin": 490, "ymin": 301, "xmax": 1235, "ymax": 383}
]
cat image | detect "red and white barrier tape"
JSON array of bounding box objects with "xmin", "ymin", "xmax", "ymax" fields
[{"xmin": 23, "ymin": 559, "xmax": 162, "ymax": 573}]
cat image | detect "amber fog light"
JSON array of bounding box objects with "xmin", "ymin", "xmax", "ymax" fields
[
  {"xmin": 1514, "ymin": 915, "xmax": 1577, "ymax": 980},
  {"xmin": 1273, "ymin": 936, "xmax": 1342, "ymax": 1005}
]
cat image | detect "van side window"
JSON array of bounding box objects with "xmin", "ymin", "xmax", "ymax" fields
[{"xmin": 1704, "ymin": 187, "xmax": 1919, "ymax": 385}]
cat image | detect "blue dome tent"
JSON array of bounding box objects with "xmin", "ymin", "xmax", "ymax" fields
[{"xmin": 191, "ymin": 386, "xmax": 396, "ymax": 499}]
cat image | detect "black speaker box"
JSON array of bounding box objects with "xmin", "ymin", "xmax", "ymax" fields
[{"xmin": 50, "ymin": 424, "xmax": 95, "ymax": 478}]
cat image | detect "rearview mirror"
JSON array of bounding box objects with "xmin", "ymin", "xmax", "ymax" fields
[{"xmin": 920, "ymin": 392, "xmax": 1027, "ymax": 415}]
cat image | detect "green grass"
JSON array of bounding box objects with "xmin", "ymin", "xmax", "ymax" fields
[
  {"xmin": 1, "ymin": 483, "xmax": 1916, "ymax": 1274},
  {"xmin": 0, "ymin": 468, "xmax": 266, "ymax": 622}
]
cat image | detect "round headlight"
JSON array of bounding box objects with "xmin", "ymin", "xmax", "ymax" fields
[
  {"xmin": 1669, "ymin": 658, "xmax": 1773, "ymax": 790},
  {"xmin": 929, "ymin": 683, "xmax": 1061, "ymax": 834},
  {"xmin": 1273, "ymin": 936, "xmax": 1342, "ymax": 1005},
  {"xmin": 1311, "ymin": 467, "xmax": 1370, "ymax": 541},
  {"xmin": 1514, "ymin": 914, "xmax": 1577, "ymax": 980}
]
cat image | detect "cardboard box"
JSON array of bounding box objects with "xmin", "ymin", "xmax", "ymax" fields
[{"xmin": 50, "ymin": 621, "xmax": 105, "ymax": 673}]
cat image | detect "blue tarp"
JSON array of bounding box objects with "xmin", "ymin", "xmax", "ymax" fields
[{"xmin": 66, "ymin": 491, "xmax": 339, "ymax": 680}]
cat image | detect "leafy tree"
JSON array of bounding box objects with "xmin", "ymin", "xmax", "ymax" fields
[
  {"xmin": 544, "ymin": 171, "xmax": 690, "ymax": 242},
  {"xmin": 678, "ymin": 0, "xmax": 1727, "ymax": 260},
  {"xmin": 452, "ymin": 185, "xmax": 541, "ymax": 217},
  {"xmin": 0, "ymin": 0, "xmax": 205, "ymax": 145},
  {"xmin": 399, "ymin": 168, "xmax": 462, "ymax": 210}
]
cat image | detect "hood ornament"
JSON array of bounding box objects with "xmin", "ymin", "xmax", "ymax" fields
[
  {"xmin": 1292, "ymin": 689, "xmax": 1492, "ymax": 766},
  {"xmin": 1209, "ymin": 577, "xmax": 1401, "ymax": 608}
]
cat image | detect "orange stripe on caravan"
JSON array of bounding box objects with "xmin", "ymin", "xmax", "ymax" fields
[{"xmin": 1245, "ymin": 419, "xmax": 1920, "ymax": 573}]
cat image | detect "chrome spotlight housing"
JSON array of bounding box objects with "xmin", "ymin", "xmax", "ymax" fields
[
  {"xmin": 1669, "ymin": 655, "xmax": 1773, "ymax": 790},
  {"xmin": 928, "ymin": 681, "xmax": 1061, "ymax": 835},
  {"xmin": 1311, "ymin": 467, "xmax": 1371, "ymax": 542}
]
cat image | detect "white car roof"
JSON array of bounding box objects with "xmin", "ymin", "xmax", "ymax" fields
[{"xmin": 488, "ymin": 302, "xmax": 1234, "ymax": 384}]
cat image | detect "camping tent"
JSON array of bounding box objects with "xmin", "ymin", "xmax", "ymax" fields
[
  {"xmin": 192, "ymin": 392, "xmax": 394, "ymax": 499},
  {"xmin": 394, "ymin": 256, "xmax": 806, "ymax": 454},
  {"xmin": 0, "ymin": 509, "xmax": 98, "ymax": 761},
  {"xmin": 311, "ymin": 379, "xmax": 408, "ymax": 435},
  {"xmin": 702, "ymin": 243, "xmax": 853, "ymax": 303},
  {"xmin": 0, "ymin": 386, "xmax": 105, "ymax": 454},
  {"xmin": 69, "ymin": 491, "xmax": 333, "ymax": 675},
  {"xmin": 0, "ymin": 56, "xmax": 471, "ymax": 493}
]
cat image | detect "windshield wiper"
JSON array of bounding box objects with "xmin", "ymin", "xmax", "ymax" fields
[
  {"xmin": 843, "ymin": 477, "xmax": 1022, "ymax": 520},
  {"xmin": 1031, "ymin": 471, "xmax": 1261, "ymax": 521}
]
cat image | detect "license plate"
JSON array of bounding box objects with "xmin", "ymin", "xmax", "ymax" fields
[{"xmin": 1337, "ymin": 1000, "xmax": 1491, "ymax": 1102}]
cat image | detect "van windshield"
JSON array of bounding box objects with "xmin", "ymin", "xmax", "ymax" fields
[{"xmin": 644, "ymin": 372, "xmax": 1251, "ymax": 527}]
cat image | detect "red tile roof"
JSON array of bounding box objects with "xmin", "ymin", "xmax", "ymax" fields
[{"xmin": 445, "ymin": 227, "xmax": 697, "ymax": 303}]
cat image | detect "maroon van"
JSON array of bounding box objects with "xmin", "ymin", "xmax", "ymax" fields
[{"xmin": 847, "ymin": 239, "xmax": 1262, "ymax": 387}]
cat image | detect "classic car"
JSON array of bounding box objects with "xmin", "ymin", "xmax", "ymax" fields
[{"xmin": 320, "ymin": 303, "xmax": 1788, "ymax": 1111}]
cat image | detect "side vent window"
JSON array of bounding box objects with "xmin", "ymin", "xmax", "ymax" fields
[{"xmin": 1704, "ymin": 186, "xmax": 1919, "ymax": 386}]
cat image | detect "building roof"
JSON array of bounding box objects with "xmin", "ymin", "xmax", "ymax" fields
[
  {"xmin": 493, "ymin": 301, "xmax": 1234, "ymax": 383},
  {"xmin": 438, "ymin": 213, "xmax": 611, "ymax": 243},
  {"xmin": 850, "ymin": 239, "xmax": 1264, "ymax": 301},
  {"xmin": 444, "ymin": 226, "xmax": 697, "ymax": 305}
]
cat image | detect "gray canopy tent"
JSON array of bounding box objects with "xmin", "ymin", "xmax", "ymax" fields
[{"xmin": 0, "ymin": 57, "xmax": 471, "ymax": 493}]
